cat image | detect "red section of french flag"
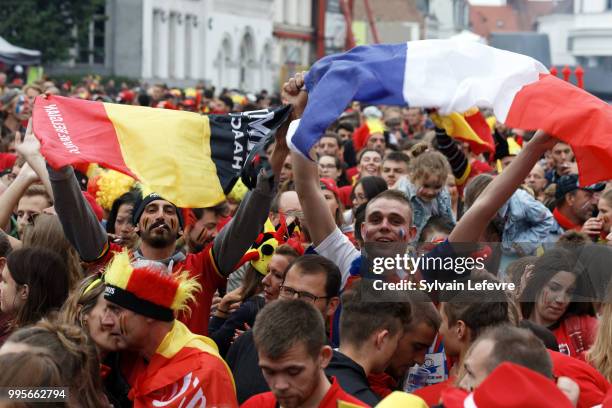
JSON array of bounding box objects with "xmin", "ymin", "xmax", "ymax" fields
[
  {"xmin": 32, "ymin": 95, "xmax": 135, "ymax": 178},
  {"xmin": 506, "ymin": 74, "xmax": 612, "ymax": 186}
]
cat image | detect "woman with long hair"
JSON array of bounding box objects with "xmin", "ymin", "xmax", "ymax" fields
[
  {"xmin": 0, "ymin": 247, "xmax": 69, "ymax": 333},
  {"xmin": 59, "ymin": 274, "xmax": 130, "ymax": 407},
  {"xmin": 587, "ymin": 301, "xmax": 612, "ymax": 382},
  {"xmin": 105, "ymin": 191, "xmax": 139, "ymax": 249},
  {"xmin": 520, "ymin": 248, "xmax": 597, "ymax": 361},
  {"xmin": 22, "ymin": 214, "xmax": 83, "ymax": 290},
  {"xmin": 343, "ymin": 176, "xmax": 387, "ymax": 230},
  {"xmin": 0, "ymin": 350, "xmax": 66, "ymax": 408}
]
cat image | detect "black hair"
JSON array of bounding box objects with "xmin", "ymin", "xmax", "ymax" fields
[
  {"xmin": 285, "ymin": 254, "xmax": 342, "ymax": 299},
  {"xmin": 352, "ymin": 176, "xmax": 388, "ymax": 202},
  {"xmin": 106, "ymin": 192, "xmax": 139, "ymax": 234}
]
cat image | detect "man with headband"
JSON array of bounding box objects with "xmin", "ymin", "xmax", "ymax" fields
[{"xmin": 103, "ymin": 250, "xmax": 238, "ymax": 407}]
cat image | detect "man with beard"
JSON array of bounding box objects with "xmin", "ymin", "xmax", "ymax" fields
[{"xmin": 48, "ymin": 132, "xmax": 289, "ymax": 335}]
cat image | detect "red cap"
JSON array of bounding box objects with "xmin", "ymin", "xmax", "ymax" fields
[
  {"xmin": 118, "ymin": 90, "xmax": 135, "ymax": 103},
  {"xmin": 443, "ymin": 362, "xmax": 574, "ymax": 408},
  {"xmin": 320, "ymin": 178, "xmax": 339, "ymax": 198}
]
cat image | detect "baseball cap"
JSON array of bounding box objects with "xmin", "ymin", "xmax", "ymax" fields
[
  {"xmin": 555, "ymin": 174, "xmax": 605, "ymax": 201},
  {"xmin": 441, "ymin": 362, "xmax": 574, "ymax": 408}
]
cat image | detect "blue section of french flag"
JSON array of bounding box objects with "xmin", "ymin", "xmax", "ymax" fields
[
  {"xmin": 287, "ymin": 43, "xmax": 407, "ymax": 159},
  {"xmin": 287, "ymin": 40, "xmax": 547, "ymax": 160}
]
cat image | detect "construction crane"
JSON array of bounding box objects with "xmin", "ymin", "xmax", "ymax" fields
[
  {"xmin": 316, "ymin": 0, "xmax": 380, "ymax": 59},
  {"xmin": 340, "ymin": 0, "xmax": 380, "ymax": 49}
]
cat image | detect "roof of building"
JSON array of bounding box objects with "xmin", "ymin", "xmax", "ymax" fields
[{"xmin": 470, "ymin": 6, "xmax": 520, "ymax": 37}]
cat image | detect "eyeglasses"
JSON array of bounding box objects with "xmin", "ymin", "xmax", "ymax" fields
[{"xmin": 279, "ymin": 285, "xmax": 329, "ymax": 303}]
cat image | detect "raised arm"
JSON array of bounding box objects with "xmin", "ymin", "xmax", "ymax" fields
[
  {"xmin": 284, "ymin": 73, "xmax": 337, "ymax": 246},
  {"xmin": 48, "ymin": 165, "xmax": 108, "ymax": 261},
  {"xmin": 212, "ymin": 170, "xmax": 276, "ymax": 275},
  {"xmin": 434, "ymin": 127, "xmax": 471, "ymax": 185},
  {"xmin": 212, "ymin": 118, "xmax": 291, "ymax": 275},
  {"xmin": 0, "ymin": 164, "xmax": 37, "ymax": 234},
  {"xmin": 449, "ymin": 131, "xmax": 556, "ymax": 243},
  {"xmin": 17, "ymin": 120, "xmax": 54, "ymax": 200}
]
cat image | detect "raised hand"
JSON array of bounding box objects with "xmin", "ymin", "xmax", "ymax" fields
[
  {"xmin": 528, "ymin": 129, "xmax": 557, "ymax": 152},
  {"xmin": 16, "ymin": 118, "xmax": 42, "ymax": 158},
  {"xmin": 281, "ymin": 72, "xmax": 308, "ymax": 121}
]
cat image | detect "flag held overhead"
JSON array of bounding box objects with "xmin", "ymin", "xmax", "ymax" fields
[
  {"xmin": 288, "ymin": 39, "xmax": 612, "ymax": 185},
  {"xmin": 33, "ymin": 95, "xmax": 290, "ymax": 208}
]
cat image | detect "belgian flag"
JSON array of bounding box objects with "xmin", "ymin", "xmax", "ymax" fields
[{"xmin": 33, "ymin": 95, "xmax": 290, "ymax": 207}]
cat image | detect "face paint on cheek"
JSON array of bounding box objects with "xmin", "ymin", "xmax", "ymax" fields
[
  {"xmin": 196, "ymin": 227, "xmax": 207, "ymax": 243},
  {"xmin": 542, "ymin": 288, "xmax": 555, "ymax": 308},
  {"xmin": 142, "ymin": 218, "xmax": 150, "ymax": 231},
  {"xmin": 169, "ymin": 218, "xmax": 177, "ymax": 231},
  {"xmin": 119, "ymin": 314, "xmax": 128, "ymax": 337}
]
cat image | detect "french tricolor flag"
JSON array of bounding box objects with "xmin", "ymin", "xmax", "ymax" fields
[{"xmin": 288, "ymin": 40, "xmax": 612, "ymax": 186}]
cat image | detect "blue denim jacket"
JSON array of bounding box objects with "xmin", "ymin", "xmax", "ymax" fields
[
  {"xmin": 395, "ymin": 178, "xmax": 456, "ymax": 242},
  {"xmin": 498, "ymin": 188, "xmax": 556, "ymax": 256}
]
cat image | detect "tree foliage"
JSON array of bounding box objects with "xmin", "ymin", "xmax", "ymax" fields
[{"xmin": 0, "ymin": 0, "xmax": 105, "ymax": 63}]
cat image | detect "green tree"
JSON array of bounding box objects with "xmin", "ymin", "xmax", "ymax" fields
[{"xmin": 0, "ymin": 0, "xmax": 105, "ymax": 63}]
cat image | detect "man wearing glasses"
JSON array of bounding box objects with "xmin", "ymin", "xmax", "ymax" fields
[{"xmin": 277, "ymin": 254, "xmax": 341, "ymax": 320}]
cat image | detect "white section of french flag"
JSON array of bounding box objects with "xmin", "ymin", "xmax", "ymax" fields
[
  {"xmin": 288, "ymin": 40, "xmax": 546, "ymax": 160},
  {"xmin": 401, "ymin": 40, "xmax": 547, "ymax": 121}
]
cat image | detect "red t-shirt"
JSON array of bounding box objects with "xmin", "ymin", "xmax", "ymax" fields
[
  {"xmin": 604, "ymin": 387, "xmax": 612, "ymax": 408},
  {"xmin": 338, "ymin": 185, "xmax": 354, "ymax": 208},
  {"xmin": 549, "ymin": 350, "xmax": 610, "ymax": 408},
  {"xmin": 368, "ymin": 372, "xmax": 397, "ymax": 399},
  {"xmin": 95, "ymin": 242, "xmax": 226, "ymax": 336},
  {"xmin": 241, "ymin": 377, "xmax": 370, "ymax": 408},
  {"xmin": 552, "ymin": 315, "xmax": 598, "ymax": 362}
]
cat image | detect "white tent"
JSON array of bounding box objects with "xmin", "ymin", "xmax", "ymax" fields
[{"xmin": 0, "ymin": 36, "xmax": 41, "ymax": 65}]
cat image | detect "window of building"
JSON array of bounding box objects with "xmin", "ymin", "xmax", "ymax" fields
[{"xmin": 76, "ymin": 4, "xmax": 106, "ymax": 65}]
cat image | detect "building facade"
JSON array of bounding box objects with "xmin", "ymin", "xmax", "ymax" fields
[
  {"xmin": 537, "ymin": 0, "xmax": 612, "ymax": 97},
  {"xmin": 273, "ymin": 0, "xmax": 313, "ymax": 92},
  {"xmin": 425, "ymin": 0, "xmax": 470, "ymax": 39},
  {"xmin": 103, "ymin": 0, "xmax": 277, "ymax": 91},
  {"xmin": 539, "ymin": 0, "xmax": 612, "ymax": 69}
]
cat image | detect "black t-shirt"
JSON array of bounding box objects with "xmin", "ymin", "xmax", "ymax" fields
[
  {"xmin": 225, "ymin": 330, "xmax": 269, "ymax": 404},
  {"xmin": 324, "ymin": 350, "xmax": 380, "ymax": 406}
]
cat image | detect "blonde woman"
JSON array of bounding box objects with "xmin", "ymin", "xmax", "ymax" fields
[{"xmin": 587, "ymin": 301, "xmax": 612, "ymax": 382}]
